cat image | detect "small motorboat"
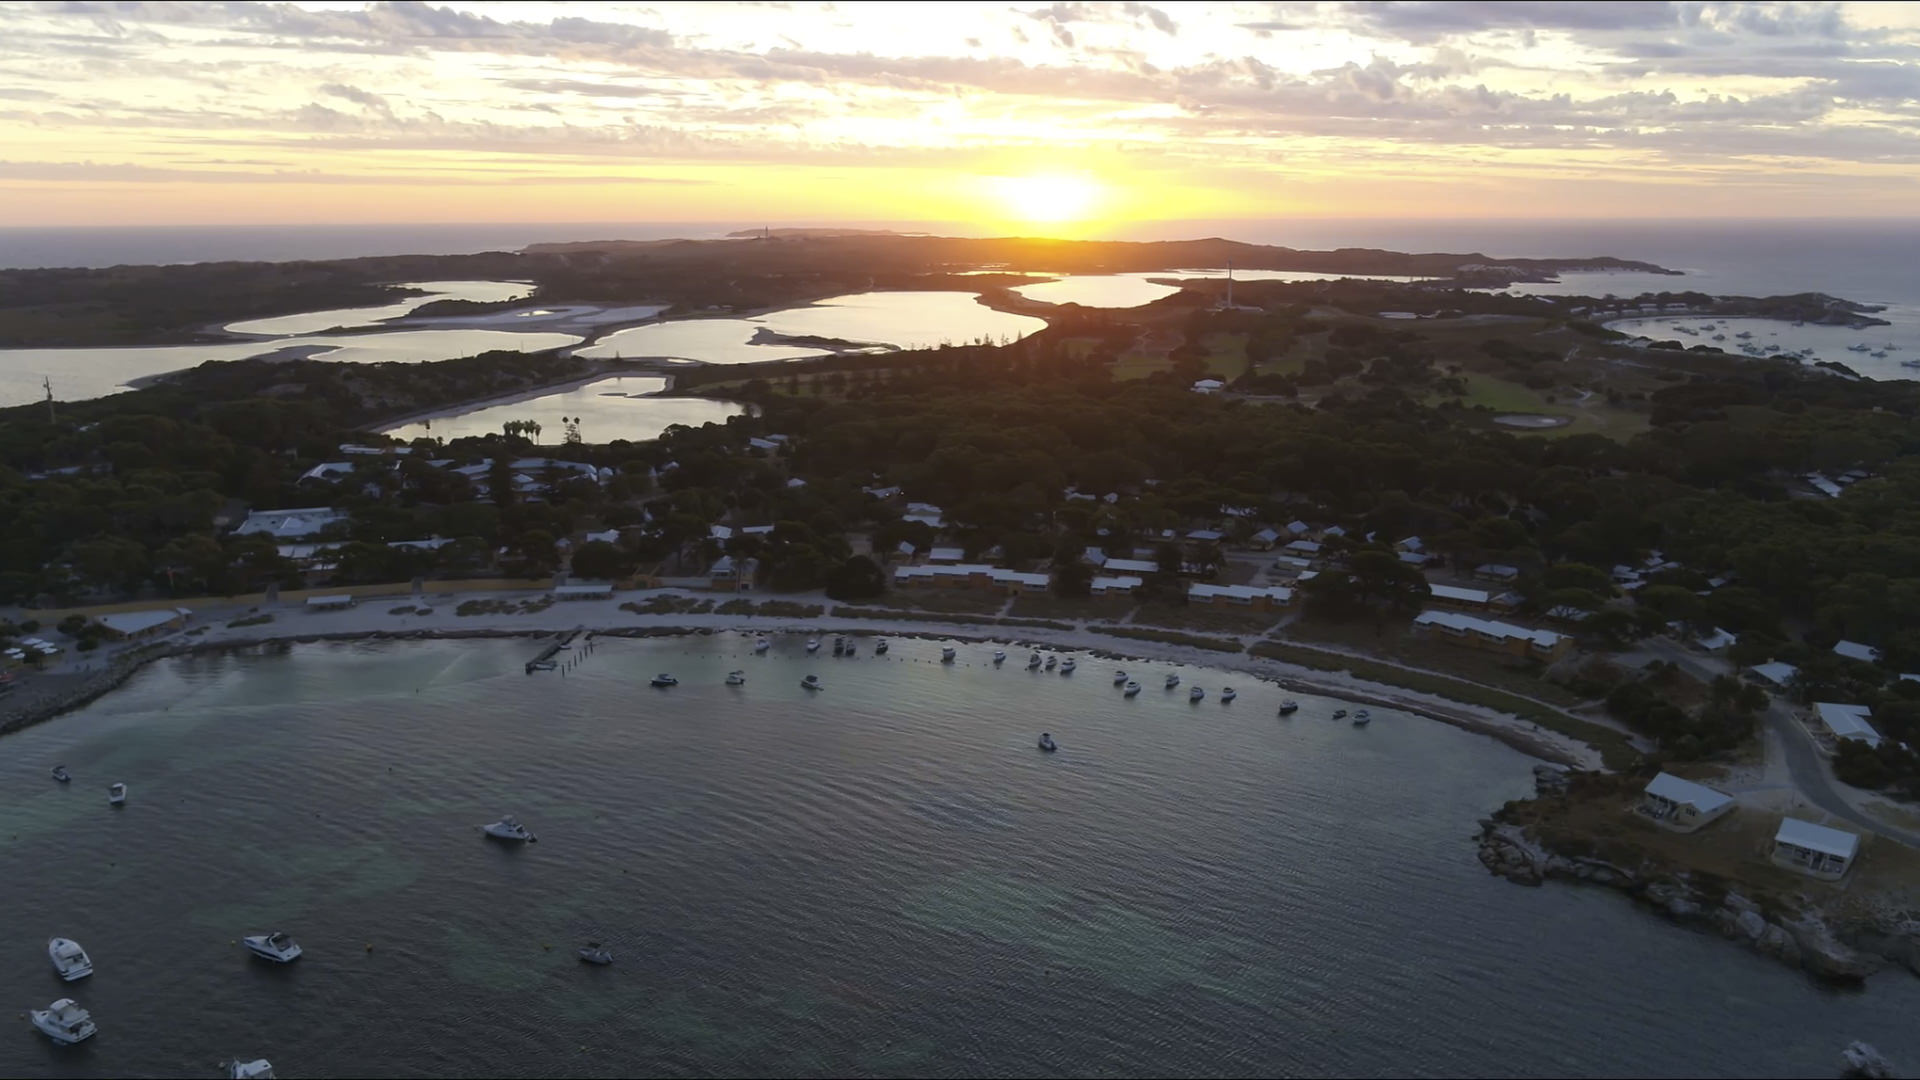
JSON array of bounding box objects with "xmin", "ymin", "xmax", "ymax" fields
[
  {"xmin": 993, "ymin": 650, "xmax": 1007, "ymax": 664},
  {"xmin": 29, "ymin": 998, "xmax": 95, "ymax": 1045},
  {"xmin": 1113, "ymin": 670, "xmax": 1127, "ymax": 684},
  {"xmin": 51, "ymin": 765, "xmax": 71, "ymax": 783},
  {"xmin": 577, "ymin": 941, "xmax": 614, "ymax": 965},
  {"xmin": 725, "ymin": 670, "xmax": 746, "ymax": 686},
  {"xmin": 1189, "ymin": 686, "xmax": 1205, "ymax": 702},
  {"xmin": 107, "ymin": 782, "xmax": 127, "ymax": 806},
  {"xmin": 801, "ymin": 674, "xmax": 822, "ymax": 691},
  {"xmin": 805, "ymin": 639, "xmax": 821, "ymax": 653},
  {"xmin": 47, "ymin": 938, "xmax": 92, "ymax": 982},
  {"xmin": 227, "ymin": 1060, "xmax": 276, "ymax": 1079},
  {"xmin": 1278, "ymin": 700, "xmax": 1299, "ymax": 715},
  {"xmin": 754, "ymin": 637, "xmax": 770, "ymax": 653},
  {"xmin": 1220, "ymin": 688, "xmax": 1237, "ymax": 703},
  {"xmin": 1122, "ymin": 681, "xmax": 1142, "ymax": 697},
  {"xmin": 1037, "ymin": 733, "xmax": 1057, "ymax": 753},
  {"xmin": 941, "ymin": 646, "xmax": 956, "ymax": 663},
  {"xmin": 1044, "ymin": 655, "xmax": 1057, "ymax": 670},
  {"xmin": 649, "ymin": 674, "xmax": 678, "ymax": 687},
  {"xmin": 1164, "ymin": 673, "xmax": 1180, "ymax": 689},
  {"xmin": 1027, "ymin": 652, "xmax": 1042, "ymax": 669},
  {"xmin": 833, "ymin": 636, "xmax": 848, "ymax": 655},
  {"xmin": 1059, "ymin": 658, "xmax": 1076, "ymax": 674},
  {"xmin": 1353, "ymin": 709, "xmax": 1372, "ymax": 726},
  {"xmin": 483, "ymin": 816, "xmax": 537, "ymax": 843},
  {"xmin": 875, "ymin": 639, "xmax": 889, "ymax": 654},
  {"xmin": 1331, "ymin": 709, "xmax": 1348, "ymax": 720},
  {"xmin": 241, "ymin": 931, "xmax": 303, "ymax": 964}
]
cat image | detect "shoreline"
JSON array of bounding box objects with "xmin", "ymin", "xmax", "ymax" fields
[{"xmin": 0, "ymin": 598, "xmax": 1603, "ymax": 769}]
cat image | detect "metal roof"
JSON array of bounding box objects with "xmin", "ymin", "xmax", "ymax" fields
[{"xmin": 1774, "ymin": 817, "xmax": 1859, "ymax": 860}]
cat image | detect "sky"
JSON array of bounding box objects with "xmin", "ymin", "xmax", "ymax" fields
[{"xmin": 0, "ymin": 1, "xmax": 1916, "ymax": 232}]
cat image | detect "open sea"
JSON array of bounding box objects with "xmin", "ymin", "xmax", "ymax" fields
[{"xmin": 4, "ymin": 634, "xmax": 1919, "ymax": 1078}]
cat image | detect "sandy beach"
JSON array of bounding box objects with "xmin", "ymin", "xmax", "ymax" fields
[{"xmin": 7, "ymin": 586, "xmax": 1605, "ymax": 769}]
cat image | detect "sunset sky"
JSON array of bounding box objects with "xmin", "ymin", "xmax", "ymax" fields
[{"xmin": 1, "ymin": 1, "xmax": 1916, "ymax": 231}]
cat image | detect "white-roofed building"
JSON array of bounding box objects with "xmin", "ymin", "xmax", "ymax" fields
[
  {"xmin": 1814, "ymin": 702, "xmax": 1882, "ymax": 748},
  {"xmin": 1693, "ymin": 627, "xmax": 1738, "ymax": 652},
  {"xmin": 1090, "ymin": 575, "xmax": 1142, "ymax": 595},
  {"xmin": 1248, "ymin": 527, "xmax": 1281, "ymax": 550},
  {"xmin": 1427, "ymin": 584, "xmax": 1491, "ymax": 609},
  {"xmin": 1833, "ymin": 640, "xmax": 1881, "ymax": 663},
  {"xmin": 1283, "ymin": 540, "xmax": 1323, "ymax": 558},
  {"xmin": 1186, "ymin": 529, "xmax": 1224, "ymax": 543},
  {"xmin": 1639, "ymin": 772, "xmax": 1736, "ymax": 832},
  {"xmin": 298, "ymin": 462, "xmax": 356, "ymax": 485},
  {"xmin": 1746, "ymin": 661, "xmax": 1799, "ymax": 688},
  {"xmin": 1191, "ymin": 378, "xmax": 1225, "ymax": 394},
  {"xmin": 305, "ymin": 594, "xmax": 355, "ymax": 610},
  {"xmin": 1412, "ymin": 610, "xmax": 1568, "ymax": 661},
  {"xmin": 1186, "ymin": 583, "xmax": 1294, "ymax": 610},
  {"xmin": 581, "ymin": 529, "xmax": 622, "ymax": 546},
  {"xmin": 1770, "ymin": 818, "xmax": 1860, "ymax": 880},
  {"xmin": 235, "ymin": 507, "xmax": 348, "ymax": 540},
  {"xmin": 1474, "ymin": 564, "xmax": 1520, "ymax": 583},
  {"xmin": 1103, "ymin": 557, "xmax": 1160, "ymax": 575},
  {"xmin": 92, "ymin": 608, "xmax": 188, "ymax": 640},
  {"xmin": 926, "ymin": 546, "xmax": 967, "ymax": 564}
]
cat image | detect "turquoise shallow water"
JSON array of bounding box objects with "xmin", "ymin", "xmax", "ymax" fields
[{"xmin": 3, "ymin": 634, "xmax": 1917, "ymax": 1078}]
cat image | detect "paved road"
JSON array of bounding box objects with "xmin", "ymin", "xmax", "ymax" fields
[{"xmin": 1628, "ymin": 640, "xmax": 1920, "ymax": 849}]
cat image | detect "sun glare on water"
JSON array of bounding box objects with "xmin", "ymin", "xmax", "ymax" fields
[{"xmin": 988, "ymin": 174, "xmax": 1104, "ymax": 227}]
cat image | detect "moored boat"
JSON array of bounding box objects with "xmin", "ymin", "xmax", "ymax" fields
[
  {"xmin": 1037, "ymin": 732, "xmax": 1057, "ymax": 752},
  {"xmin": 1122, "ymin": 680, "xmax": 1142, "ymax": 697},
  {"xmin": 805, "ymin": 638, "xmax": 820, "ymax": 653},
  {"xmin": 1113, "ymin": 670, "xmax": 1127, "ymax": 684},
  {"xmin": 1027, "ymin": 652, "xmax": 1042, "ymax": 669},
  {"xmin": 649, "ymin": 674, "xmax": 678, "ymax": 687},
  {"xmin": 51, "ymin": 765, "xmax": 71, "ymax": 783},
  {"xmin": 1220, "ymin": 687, "xmax": 1237, "ymax": 703},
  {"xmin": 241, "ymin": 931, "xmax": 303, "ymax": 963},
  {"xmin": 875, "ymin": 639, "xmax": 889, "ymax": 654},
  {"xmin": 1189, "ymin": 686, "xmax": 1205, "ymax": 702},
  {"xmin": 993, "ymin": 649, "xmax": 1007, "ymax": 664},
  {"xmin": 801, "ymin": 674, "xmax": 822, "ymax": 690},
  {"xmin": 1353, "ymin": 709, "xmax": 1372, "ymax": 726},
  {"xmin": 483, "ymin": 816, "xmax": 536, "ymax": 843},
  {"xmin": 1164, "ymin": 673, "xmax": 1180, "ymax": 689},
  {"xmin": 941, "ymin": 646, "xmax": 956, "ymax": 663},
  {"xmin": 107, "ymin": 782, "xmax": 126, "ymax": 806},
  {"xmin": 1044, "ymin": 655, "xmax": 1057, "ymax": 670},
  {"xmin": 725, "ymin": 670, "xmax": 746, "ymax": 686},
  {"xmin": 754, "ymin": 637, "xmax": 770, "ymax": 653},
  {"xmin": 1331, "ymin": 709, "xmax": 1348, "ymax": 720},
  {"xmin": 29, "ymin": 998, "xmax": 95, "ymax": 1044},
  {"xmin": 1059, "ymin": 658, "xmax": 1076, "ymax": 674},
  {"xmin": 1278, "ymin": 700, "xmax": 1299, "ymax": 715},
  {"xmin": 578, "ymin": 941, "xmax": 614, "ymax": 965},
  {"xmin": 47, "ymin": 938, "xmax": 92, "ymax": 982},
  {"xmin": 227, "ymin": 1060, "xmax": 276, "ymax": 1079}
]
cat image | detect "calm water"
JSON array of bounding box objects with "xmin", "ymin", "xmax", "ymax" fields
[
  {"xmin": 1014, "ymin": 271, "xmax": 1436, "ymax": 308},
  {"xmin": 380, "ymin": 375, "xmax": 747, "ymax": 443},
  {"xmin": 577, "ymin": 293, "xmax": 1044, "ymax": 363},
  {"xmin": 3, "ymin": 635, "xmax": 1915, "ymax": 1078},
  {"xmin": 225, "ymin": 281, "xmax": 536, "ymax": 336}
]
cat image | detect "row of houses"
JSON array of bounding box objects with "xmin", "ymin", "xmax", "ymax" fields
[
  {"xmin": 1636, "ymin": 772, "xmax": 1859, "ymax": 881},
  {"xmin": 1411, "ymin": 609, "xmax": 1570, "ymax": 661}
]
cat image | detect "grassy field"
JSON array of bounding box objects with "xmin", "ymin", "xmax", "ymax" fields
[
  {"xmin": 1097, "ymin": 626, "xmax": 1245, "ymax": 653},
  {"xmin": 1249, "ymin": 639, "xmax": 1635, "ymax": 768},
  {"xmin": 1133, "ymin": 602, "xmax": 1284, "ymax": 635},
  {"xmin": 863, "ymin": 589, "xmax": 1009, "ymax": 615},
  {"xmin": 1111, "ymin": 350, "xmax": 1170, "ymax": 381},
  {"xmin": 1005, "ymin": 594, "xmax": 1137, "ymax": 622},
  {"xmin": 1282, "ymin": 617, "xmax": 1589, "ymax": 708}
]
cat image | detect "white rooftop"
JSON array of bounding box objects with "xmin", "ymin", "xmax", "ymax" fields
[
  {"xmin": 1833, "ymin": 640, "xmax": 1881, "ymax": 663},
  {"xmin": 1644, "ymin": 772, "xmax": 1734, "ymax": 815},
  {"xmin": 1188, "ymin": 583, "xmax": 1293, "ymax": 603},
  {"xmin": 1428, "ymin": 584, "xmax": 1490, "ymax": 604},
  {"xmin": 234, "ymin": 507, "xmax": 347, "ymax": 540},
  {"xmin": 94, "ymin": 609, "xmax": 183, "ymax": 636},
  {"xmin": 1747, "ymin": 661, "xmax": 1799, "ymax": 686},
  {"xmin": 1103, "ymin": 558, "xmax": 1159, "ymax": 574},
  {"xmin": 1814, "ymin": 702, "xmax": 1882, "ymax": 746},
  {"xmin": 1413, "ymin": 610, "xmax": 1563, "ymax": 649},
  {"xmin": 1774, "ymin": 817, "xmax": 1859, "ymax": 860}
]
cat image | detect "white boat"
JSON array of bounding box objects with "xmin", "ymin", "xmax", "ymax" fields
[
  {"xmin": 805, "ymin": 639, "xmax": 820, "ymax": 652},
  {"xmin": 725, "ymin": 670, "xmax": 746, "ymax": 686},
  {"xmin": 483, "ymin": 816, "xmax": 537, "ymax": 843},
  {"xmin": 1113, "ymin": 670, "xmax": 1127, "ymax": 684},
  {"xmin": 801, "ymin": 674, "xmax": 822, "ymax": 690},
  {"xmin": 241, "ymin": 932, "xmax": 303, "ymax": 963},
  {"xmin": 1278, "ymin": 700, "xmax": 1299, "ymax": 715},
  {"xmin": 1027, "ymin": 652, "xmax": 1042, "ymax": 669},
  {"xmin": 1037, "ymin": 733, "xmax": 1057, "ymax": 753},
  {"xmin": 107, "ymin": 782, "xmax": 126, "ymax": 806},
  {"xmin": 1044, "ymin": 655, "xmax": 1057, "ymax": 670},
  {"xmin": 875, "ymin": 639, "xmax": 889, "ymax": 654},
  {"xmin": 992, "ymin": 650, "xmax": 1006, "ymax": 664},
  {"xmin": 833, "ymin": 636, "xmax": 848, "ymax": 655},
  {"xmin": 754, "ymin": 637, "xmax": 770, "ymax": 653},
  {"xmin": 227, "ymin": 1060, "xmax": 276, "ymax": 1079},
  {"xmin": 1353, "ymin": 709, "xmax": 1372, "ymax": 726},
  {"xmin": 29, "ymin": 998, "xmax": 95, "ymax": 1045},
  {"xmin": 941, "ymin": 646, "xmax": 956, "ymax": 663},
  {"xmin": 1122, "ymin": 681, "xmax": 1142, "ymax": 697},
  {"xmin": 1059, "ymin": 658, "xmax": 1076, "ymax": 674},
  {"xmin": 51, "ymin": 764, "xmax": 71, "ymax": 783},
  {"xmin": 47, "ymin": 938, "xmax": 92, "ymax": 982},
  {"xmin": 1164, "ymin": 673, "xmax": 1180, "ymax": 689},
  {"xmin": 1220, "ymin": 688, "xmax": 1237, "ymax": 703},
  {"xmin": 650, "ymin": 674, "xmax": 678, "ymax": 687},
  {"xmin": 1332, "ymin": 709, "xmax": 1348, "ymax": 720},
  {"xmin": 577, "ymin": 941, "xmax": 614, "ymax": 965},
  {"xmin": 1189, "ymin": 686, "xmax": 1205, "ymax": 702}
]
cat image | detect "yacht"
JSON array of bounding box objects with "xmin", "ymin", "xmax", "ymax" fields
[
  {"xmin": 577, "ymin": 941, "xmax": 614, "ymax": 966},
  {"xmin": 1849, "ymin": 343, "xmax": 1872, "ymax": 352},
  {"xmin": 227, "ymin": 1060, "xmax": 276, "ymax": 1079},
  {"xmin": 1122, "ymin": 681, "xmax": 1142, "ymax": 697},
  {"xmin": 1331, "ymin": 709, "xmax": 1348, "ymax": 720},
  {"xmin": 51, "ymin": 764, "xmax": 71, "ymax": 783},
  {"xmin": 1278, "ymin": 700, "xmax": 1299, "ymax": 715},
  {"xmin": 649, "ymin": 674, "xmax": 678, "ymax": 687},
  {"xmin": 1027, "ymin": 652, "xmax": 1042, "ymax": 669},
  {"xmin": 1037, "ymin": 733, "xmax": 1057, "ymax": 753},
  {"xmin": 801, "ymin": 674, "xmax": 822, "ymax": 691},
  {"xmin": 1189, "ymin": 686, "xmax": 1205, "ymax": 702},
  {"xmin": 483, "ymin": 816, "xmax": 536, "ymax": 843},
  {"xmin": 1113, "ymin": 670, "xmax": 1128, "ymax": 684},
  {"xmin": 754, "ymin": 637, "xmax": 770, "ymax": 653},
  {"xmin": 1353, "ymin": 709, "xmax": 1373, "ymax": 727},
  {"xmin": 833, "ymin": 636, "xmax": 849, "ymax": 656},
  {"xmin": 941, "ymin": 646, "xmax": 956, "ymax": 663},
  {"xmin": 1164, "ymin": 673, "xmax": 1180, "ymax": 689},
  {"xmin": 875, "ymin": 639, "xmax": 889, "ymax": 655},
  {"xmin": 29, "ymin": 998, "xmax": 95, "ymax": 1045},
  {"xmin": 241, "ymin": 932, "xmax": 303, "ymax": 963},
  {"xmin": 805, "ymin": 639, "xmax": 821, "ymax": 653},
  {"xmin": 1044, "ymin": 655, "xmax": 1057, "ymax": 670},
  {"xmin": 107, "ymin": 782, "xmax": 126, "ymax": 806},
  {"xmin": 725, "ymin": 670, "xmax": 746, "ymax": 686},
  {"xmin": 1220, "ymin": 688, "xmax": 1237, "ymax": 703},
  {"xmin": 47, "ymin": 938, "xmax": 92, "ymax": 982},
  {"xmin": 992, "ymin": 649, "xmax": 1007, "ymax": 664},
  {"xmin": 1059, "ymin": 658, "xmax": 1076, "ymax": 674}
]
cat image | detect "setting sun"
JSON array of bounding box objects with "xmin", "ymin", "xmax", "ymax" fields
[{"xmin": 987, "ymin": 174, "xmax": 1104, "ymax": 227}]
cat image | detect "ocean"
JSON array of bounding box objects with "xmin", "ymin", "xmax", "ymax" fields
[{"xmin": 3, "ymin": 634, "xmax": 1917, "ymax": 1077}]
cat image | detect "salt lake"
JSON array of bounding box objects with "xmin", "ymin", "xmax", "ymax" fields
[{"xmin": 380, "ymin": 374, "xmax": 748, "ymax": 443}]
